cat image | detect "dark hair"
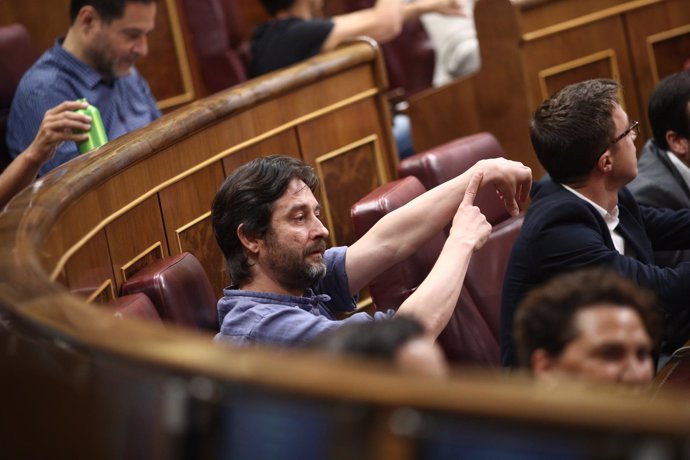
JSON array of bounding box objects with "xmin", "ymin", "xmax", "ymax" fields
[
  {"xmin": 514, "ymin": 268, "xmax": 661, "ymax": 368},
  {"xmin": 530, "ymin": 79, "xmax": 621, "ymax": 184},
  {"xmin": 70, "ymin": 0, "xmax": 157, "ymax": 23},
  {"xmin": 211, "ymin": 155, "xmax": 319, "ymax": 286},
  {"xmin": 310, "ymin": 316, "xmax": 425, "ymax": 361},
  {"xmin": 648, "ymin": 70, "xmax": 690, "ymax": 150},
  {"xmin": 259, "ymin": 0, "xmax": 296, "ymax": 16}
]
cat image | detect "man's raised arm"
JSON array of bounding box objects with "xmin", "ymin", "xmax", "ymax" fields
[
  {"xmin": 394, "ymin": 171, "xmax": 490, "ymax": 338},
  {"xmin": 345, "ymin": 157, "xmax": 531, "ymax": 294}
]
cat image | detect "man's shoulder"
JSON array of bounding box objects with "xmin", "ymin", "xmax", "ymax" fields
[
  {"xmin": 521, "ymin": 179, "xmax": 600, "ymax": 235},
  {"xmin": 526, "ymin": 178, "xmax": 584, "ymax": 215},
  {"xmin": 15, "ymin": 50, "xmax": 70, "ymax": 94},
  {"xmin": 628, "ymin": 141, "xmax": 686, "ymax": 206}
]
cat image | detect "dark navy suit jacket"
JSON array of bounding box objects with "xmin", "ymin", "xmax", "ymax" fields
[{"xmin": 501, "ymin": 176, "xmax": 690, "ymax": 366}]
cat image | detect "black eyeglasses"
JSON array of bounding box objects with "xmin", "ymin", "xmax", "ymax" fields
[{"xmin": 601, "ymin": 120, "xmax": 640, "ymax": 154}]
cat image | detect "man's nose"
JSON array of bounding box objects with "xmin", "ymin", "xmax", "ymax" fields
[
  {"xmin": 313, "ymin": 216, "xmax": 329, "ymax": 239},
  {"xmin": 133, "ymin": 35, "xmax": 149, "ymax": 57},
  {"xmin": 621, "ymin": 358, "xmax": 653, "ymax": 386}
]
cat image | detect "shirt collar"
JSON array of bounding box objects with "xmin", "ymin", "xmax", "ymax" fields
[
  {"xmin": 54, "ymin": 37, "xmax": 108, "ymax": 89},
  {"xmin": 562, "ymin": 183, "xmax": 620, "ymax": 232},
  {"xmin": 666, "ymin": 150, "xmax": 690, "ymax": 190}
]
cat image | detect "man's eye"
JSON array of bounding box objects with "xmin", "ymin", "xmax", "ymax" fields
[
  {"xmin": 598, "ymin": 346, "xmax": 624, "ymax": 361},
  {"xmin": 294, "ymin": 215, "xmax": 305, "ymax": 223}
]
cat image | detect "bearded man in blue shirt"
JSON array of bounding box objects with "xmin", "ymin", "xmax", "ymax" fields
[
  {"xmin": 212, "ymin": 154, "xmax": 531, "ymax": 347},
  {"xmin": 7, "ymin": 0, "xmax": 161, "ymax": 176}
]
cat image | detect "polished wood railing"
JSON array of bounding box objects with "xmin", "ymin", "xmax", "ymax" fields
[{"xmin": 1, "ymin": 39, "xmax": 690, "ymax": 460}]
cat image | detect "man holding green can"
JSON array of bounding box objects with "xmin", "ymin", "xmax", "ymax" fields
[{"xmin": 7, "ymin": 0, "xmax": 161, "ymax": 175}]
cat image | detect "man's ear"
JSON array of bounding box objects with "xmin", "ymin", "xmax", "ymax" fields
[
  {"xmin": 666, "ymin": 131, "xmax": 690, "ymax": 157},
  {"xmin": 598, "ymin": 151, "xmax": 613, "ymax": 174},
  {"xmin": 76, "ymin": 5, "xmax": 100, "ymax": 31},
  {"xmin": 531, "ymin": 348, "xmax": 555, "ymax": 376},
  {"xmin": 237, "ymin": 223, "xmax": 261, "ymax": 255}
]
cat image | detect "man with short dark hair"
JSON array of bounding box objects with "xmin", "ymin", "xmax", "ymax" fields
[
  {"xmin": 213, "ymin": 154, "xmax": 531, "ymax": 347},
  {"xmin": 312, "ymin": 315, "xmax": 449, "ymax": 378},
  {"xmin": 501, "ymin": 79, "xmax": 690, "ymax": 368},
  {"xmin": 628, "ymin": 70, "xmax": 690, "ymax": 268},
  {"xmin": 514, "ymin": 268, "xmax": 660, "ymax": 388},
  {"xmin": 7, "ymin": 0, "xmax": 161, "ymax": 175}
]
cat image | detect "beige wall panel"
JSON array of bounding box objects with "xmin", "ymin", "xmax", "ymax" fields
[
  {"xmin": 299, "ymin": 99, "xmax": 391, "ymax": 247},
  {"xmin": 538, "ymin": 51, "xmax": 620, "ymax": 101},
  {"xmin": 63, "ymin": 230, "xmax": 115, "ymax": 303},
  {"xmin": 105, "ymin": 196, "xmax": 169, "ymax": 289},
  {"xmin": 518, "ymin": 0, "xmax": 637, "ymax": 33},
  {"xmin": 158, "ymin": 162, "xmax": 227, "ymax": 296},
  {"xmin": 41, "ymin": 180, "xmax": 116, "ymax": 272},
  {"xmin": 221, "ymin": 129, "xmax": 301, "ymax": 176},
  {"xmin": 626, "ymin": 0, "xmax": 690, "ymax": 131},
  {"xmin": 315, "ymin": 137, "xmax": 386, "ymax": 247},
  {"xmin": 522, "ymin": 17, "xmax": 643, "ymax": 131}
]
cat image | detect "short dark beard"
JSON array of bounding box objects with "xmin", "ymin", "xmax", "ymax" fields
[{"xmin": 265, "ymin": 234, "xmax": 327, "ymax": 292}]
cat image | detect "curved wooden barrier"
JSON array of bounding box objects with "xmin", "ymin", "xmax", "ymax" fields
[
  {"xmin": 1, "ymin": 41, "xmax": 690, "ymax": 459},
  {"xmin": 406, "ymin": 0, "xmax": 690, "ymax": 178}
]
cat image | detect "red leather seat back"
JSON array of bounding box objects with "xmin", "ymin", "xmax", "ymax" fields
[
  {"xmin": 180, "ymin": 0, "xmax": 249, "ymax": 94},
  {"xmin": 121, "ymin": 252, "xmax": 218, "ymax": 331},
  {"xmin": 109, "ymin": 292, "xmax": 163, "ymax": 324},
  {"xmin": 382, "ymin": 19, "xmax": 435, "ymax": 97},
  {"xmin": 438, "ymin": 288, "xmax": 499, "ymax": 364},
  {"xmin": 0, "ymin": 24, "xmax": 40, "ymax": 170},
  {"xmin": 398, "ymin": 132, "xmax": 511, "ymax": 226},
  {"xmin": 351, "ymin": 176, "xmax": 524, "ymax": 367},
  {"xmin": 465, "ymin": 215, "xmax": 524, "ymax": 341},
  {"xmin": 654, "ymin": 347, "xmax": 690, "ymax": 396},
  {"xmin": 351, "ymin": 176, "xmax": 445, "ymax": 309}
]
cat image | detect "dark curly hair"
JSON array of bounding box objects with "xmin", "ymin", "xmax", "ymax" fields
[
  {"xmin": 514, "ymin": 267, "xmax": 661, "ymax": 368},
  {"xmin": 212, "ymin": 155, "xmax": 319, "ymax": 286}
]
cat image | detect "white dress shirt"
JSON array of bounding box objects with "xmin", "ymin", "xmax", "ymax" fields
[{"xmin": 562, "ymin": 184, "xmax": 626, "ymax": 255}]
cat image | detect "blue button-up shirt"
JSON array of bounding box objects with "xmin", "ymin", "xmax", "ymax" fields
[
  {"xmin": 7, "ymin": 38, "xmax": 161, "ymax": 175},
  {"xmin": 215, "ymin": 246, "xmax": 394, "ymax": 347}
]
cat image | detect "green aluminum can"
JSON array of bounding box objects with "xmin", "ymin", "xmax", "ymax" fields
[{"xmin": 75, "ymin": 98, "xmax": 108, "ymax": 154}]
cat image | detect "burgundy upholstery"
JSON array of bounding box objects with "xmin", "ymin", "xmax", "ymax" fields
[
  {"xmin": 343, "ymin": 0, "xmax": 434, "ymax": 97},
  {"xmin": 654, "ymin": 346, "xmax": 690, "ymax": 393},
  {"xmin": 351, "ymin": 175, "xmax": 524, "ymax": 366},
  {"xmin": 0, "ymin": 24, "xmax": 39, "ymax": 170},
  {"xmin": 381, "ymin": 19, "xmax": 435, "ymax": 97},
  {"xmin": 398, "ymin": 132, "xmax": 511, "ymax": 226},
  {"xmin": 351, "ymin": 176, "xmax": 445, "ymax": 309},
  {"xmin": 180, "ymin": 0, "xmax": 249, "ymax": 94},
  {"xmin": 121, "ymin": 252, "xmax": 218, "ymax": 331},
  {"xmin": 109, "ymin": 293, "xmax": 163, "ymax": 324}
]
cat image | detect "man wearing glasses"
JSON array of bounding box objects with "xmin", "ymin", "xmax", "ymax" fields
[{"xmin": 501, "ymin": 78, "xmax": 690, "ymax": 369}]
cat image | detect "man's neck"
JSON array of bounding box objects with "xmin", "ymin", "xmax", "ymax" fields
[
  {"xmin": 563, "ymin": 177, "xmax": 619, "ymax": 213},
  {"xmin": 241, "ymin": 275, "xmax": 303, "ymax": 297},
  {"xmin": 62, "ymin": 28, "xmax": 89, "ymax": 66}
]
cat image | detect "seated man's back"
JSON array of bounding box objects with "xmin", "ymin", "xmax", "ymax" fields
[
  {"xmin": 249, "ymin": 0, "xmax": 464, "ymax": 78},
  {"xmin": 501, "ymin": 79, "xmax": 690, "ymax": 367}
]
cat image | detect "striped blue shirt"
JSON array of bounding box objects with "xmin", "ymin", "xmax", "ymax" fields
[
  {"xmin": 215, "ymin": 246, "xmax": 395, "ymax": 347},
  {"xmin": 6, "ymin": 38, "xmax": 161, "ymax": 175}
]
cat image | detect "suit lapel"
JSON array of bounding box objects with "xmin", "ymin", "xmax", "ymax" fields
[{"xmin": 654, "ymin": 146, "xmax": 690, "ymax": 203}]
